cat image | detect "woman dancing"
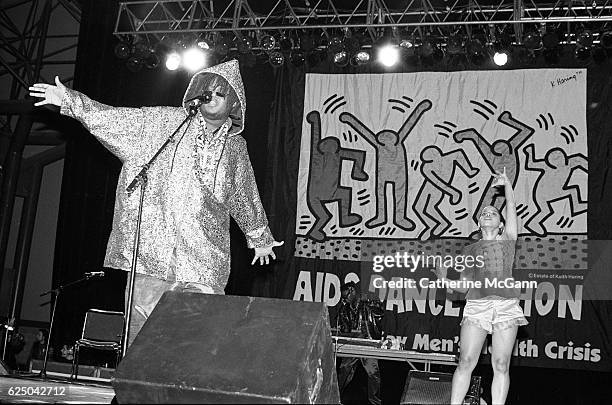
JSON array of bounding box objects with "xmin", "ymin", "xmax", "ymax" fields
[{"xmin": 434, "ymin": 168, "xmax": 527, "ymax": 404}]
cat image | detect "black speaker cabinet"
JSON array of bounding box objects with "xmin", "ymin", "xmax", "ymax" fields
[
  {"xmin": 400, "ymin": 370, "xmax": 481, "ymax": 405},
  {"xmin": 112, "ymin": 291, "xmax": 340, "ymax": 404}
]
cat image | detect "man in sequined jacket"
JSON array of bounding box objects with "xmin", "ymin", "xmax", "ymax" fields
[{"xmin": 29, "ymin": 60, "xmax": 282, "ymax": 346}]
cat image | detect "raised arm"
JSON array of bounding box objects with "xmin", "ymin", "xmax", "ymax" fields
[
  {"xmin": 523, "ymin": 144, "xmax": 547, "ymax": 171},
  {"xmin": 493, "ymin": 167, "xmax": 518, "ymax": 240},
  {"xmin": 453, "ymin": 128, "xmax": 496, "ymax": 171},
  {"xmin": 227, "ymin": 137, "xmax": 283, "ymax": 265},
  {"xmin": 397, "ymin": 99, "xmax": 432, "ymax": 142},
  {"xmin": 29, "ymin": 76, "xmax": 148, "ymax": 162},
  {"xmin": 498, "ymin": 111, "xmax": 535, "ymax": 151},
  {"xmin": 339, "ymin": 112, "xmax": 378, "ymax": 146}
]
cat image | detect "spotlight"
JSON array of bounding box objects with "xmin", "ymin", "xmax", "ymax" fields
[
  {"xmin": 261, "ymin": 35, "xmax": 276, "ymax": 51},
  {"xmin": 269, "ymin": 51, "xmax": 284, "ymax": 67},
  {"xmin": 446, "ymin": 36, "xmax": 464, "ymax": 55},
  {"xmin": 351, "ymin": 50, "xmax": 371, "ymax": 66},
  {"xmin": 197, "ymin": 40, "xmax": 211, "ymax": 50},
  {"xmin": 600, "ymin": 31, "xmax": 612, "ymax": 49},
  {"xmin": 165, "ymin": 52, "xmax": 181, "ymax": 70},
  {"xmin": 114, "ymin": 41, "xmax": 131, "ymax": 59},
  {"xmin": 333, "ymin": 50, "xmax": 349, "ymax": 67},
  {"xmin": 493, "ymin": 51, "xmax": 509, "ymax": 66},
  {"xmin": 575, "ymin": 45, "xmax": 591, "ymax": 61},
  {"xmin": 328, "ymin": 36, "xmax": 343, "ymax": 53},
  {"xmin": 399, "ymin": 38, "xmax": 414, "ymax": 49},
  {"xmin": 577, "ymin": 30, "xmax": 594, "ymax": 48},
  {"xmin": 144, "ymin": 51, "xmax": 160, "ymax": 69},
  {"xmin": 378, "ymin": 45, "xmax": 399, "ymax": 67},
  {"xmin": 126, "ymin": 56, "xmax": 143, "ymax": 73},
  {"xmin": 524, "ymin": 31, "xmax": 542, "ymax": 50},
  {"xmin": 183, "ymin": 47, "xmax": 207, "ymax": 71}
]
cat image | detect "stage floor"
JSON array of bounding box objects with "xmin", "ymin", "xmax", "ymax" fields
[{"xmin": 0, "ymin": 375, "xmax": 114, "ymax": 403}]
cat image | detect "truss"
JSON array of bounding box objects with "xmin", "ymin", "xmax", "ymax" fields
[{"xmin": 114, "ymin": 0, "xmax": 612, "ymax": 47}]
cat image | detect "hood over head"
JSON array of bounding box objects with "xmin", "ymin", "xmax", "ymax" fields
[{"xmin": 182, "ymin": 59, "xmax": 245, "ymax": 136}]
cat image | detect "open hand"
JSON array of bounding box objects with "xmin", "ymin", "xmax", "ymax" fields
[
  {"xmin": 252, "ymin": 240, "xmax": 284, "ymax": 265},
  {"xmin": 28, "ymin": 76, "xmax": 66, "ymax": 107}
]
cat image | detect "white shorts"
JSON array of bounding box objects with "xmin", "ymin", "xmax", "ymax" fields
[{"xmin": 461, "ymin": 298, "xmax": 528, "ymax": 334}]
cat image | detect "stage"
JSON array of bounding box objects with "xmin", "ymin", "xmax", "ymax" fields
[{"xmin": 0, "ymin": 375, "xmax": 115, "ymax": 404}]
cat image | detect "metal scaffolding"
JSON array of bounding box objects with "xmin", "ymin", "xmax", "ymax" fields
[{"xmin": 113, "ymin": 0, "xmax": 612, "ymax": 46}]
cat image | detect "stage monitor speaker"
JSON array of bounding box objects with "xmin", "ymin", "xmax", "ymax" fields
[
  {"xmin": 0, "ymin": 359, "xmax": 8, "ymax": 375},
  {"xmin": 112, "ymin": 291, "xmax": 340, "ymax": 404},
  {"xmin": 400, "ymin": 370, "xmax": 481, "ymax": 405}
]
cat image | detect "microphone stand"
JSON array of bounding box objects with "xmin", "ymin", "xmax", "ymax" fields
[
  {"xmin": 37, "ymin": 273, "xmax": 99, "ymax": 380},
  {"xmin": 122, "ymin": 106, "xmax": 198, "ymax": 357}
]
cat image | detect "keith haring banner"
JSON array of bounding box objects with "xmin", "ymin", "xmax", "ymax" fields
[{"xmin": 296, "ymin": 70, "xmax": 587, "ymax": 249}]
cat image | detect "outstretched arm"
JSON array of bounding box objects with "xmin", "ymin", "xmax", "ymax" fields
[
  {"xmin": 492, "ymin": 167, "xmax": 518, "ymax": 240},
  {"xmin": 227, "ymin": 137, "xmax": 283, "ymax": 265},
  {"xmin": 29, "ymin": 76, "xmax": 148, "ymax": 162},
  {"xmin": 339, "ymin": 149, "xmax": 369, "ymax": 181},
  {"xmin": 339, "ymin": 112, "xmax": 378, "ymax": 146},
  {"xmin": 498, "ymin": 111, "xmax": 535, "ymax": 152},
  {"xmin": 453, "ymin": 128, "xmax": 496, "ymax": 172},
  {"xmin": 568, "ymin": 154, "xmax": 588, "ymax": 172},
  {"xmin": 306, "ymin": 110, "xmax": 323, "ymax": 147},
  {"xmin": 523, "ymin": 144, "xmax": 547, "ymax": 171},
  {"xmin": 397, "ymin": 99, "xmax": 432, "ymax": 142}
]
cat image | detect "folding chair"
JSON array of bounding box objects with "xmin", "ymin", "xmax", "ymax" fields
[{"xmin": 71, "ymin": 309, "xmax": 124, "ymax": 379}]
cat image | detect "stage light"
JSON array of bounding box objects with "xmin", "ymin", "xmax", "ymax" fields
[
  {"xmin": 378, "ymin": 45, "xmax": 399, "ymax": 67},
  {"xmin": 126, "ymin": 56, "xmax": 143, "ymax": 73},
  {"xmin": 165, "ymin": 52, "xmax": 181, "ymax": 70},
  {"xmin": 575, "ymin": 45, "xmax": 591, "ymax": 61},
  {"xmin": 328, "ymin": 36, "xmax": 343, "ymax": 53},
  {"xmin": 114, "ymin": 41, "xmax": 131, "ymax": 59},
  {"xmin": 493, "ymin": 51, "xmax": 508, "ymax": 66},
  {"xmin": 183, "ymin": 47, "xmax": 207, "ymax": 71},
  {"xmin": 351, "ymin": 50, "xmax": 370, "ymax": 66},
  {"xmin": 524, "ymin": 31, "xmax": 542, "ymax": 50},
  {"xmin": 601, "ymin": 31, "xmax": 612, "ymax": 49},
  {"xmin": 269, "ymin": 51, "xmax": 284, "ymax": 67},
  {"xmin": 333, "ymin": 50, "xmax": 349, "ymax": 67},
  {"xmin": 446, "ymin": 36, "xmax": 464, "ymax": 55},
  {"xmin": 144, "ymin": 51, "xmax": 160, "ymax": 69},
  {"xmin": 261, "ymin": 35, "xmax": 276, "ymax": 51},
  {"xmin": 577, "ymin": 30, "xmax": 594, "ymax": 48},
  {"xmin": 197, "ymin": 40, "xmax": 211, "ymax": 50}
]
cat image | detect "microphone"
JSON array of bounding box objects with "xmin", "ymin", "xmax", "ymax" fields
[
  {"xmin": 186, "ymin": 91, "xmax": 213, "ymax": 115},
  {"xmin": 84, "ymin": 271, "xmax": 105, "ymax": 278}
]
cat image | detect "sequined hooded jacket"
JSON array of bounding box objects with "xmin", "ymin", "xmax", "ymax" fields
[{"xmin": 60, "ymin": 60, "xmax": 273, "ymax": 293}]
